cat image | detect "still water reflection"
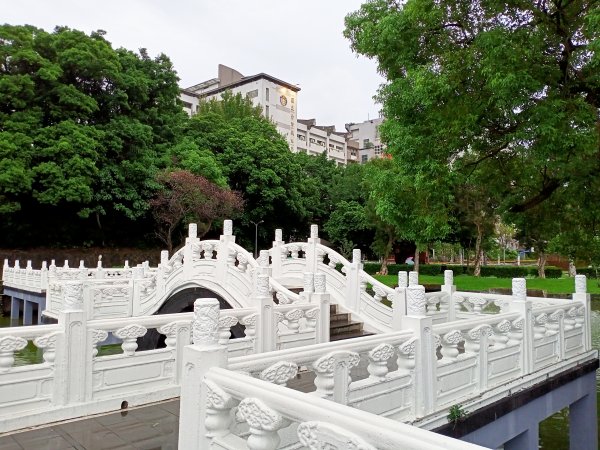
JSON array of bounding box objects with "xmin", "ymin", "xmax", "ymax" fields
[{"xmin": 1, "ymin": 298, "xmax": 599, "ymax": 447}]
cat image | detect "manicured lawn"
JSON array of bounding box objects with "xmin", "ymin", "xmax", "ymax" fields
[{"xmin": 373, "ymin": 274, "xmax": 600, "ymax": 295}]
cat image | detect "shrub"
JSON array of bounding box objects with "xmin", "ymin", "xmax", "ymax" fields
[
  {"xmin": 576, "ymin": 267, "xmax": 600, "ymax": 279},
  {"xmin": 543, "ymin": 267, "xmax": 563, "ymax": 278}
]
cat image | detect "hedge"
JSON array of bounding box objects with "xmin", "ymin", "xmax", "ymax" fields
[
  {"xmin": 363, "ymin": 262, "xmax": 562, "ymax": 279},
  {"xmin": 576, "ymin": 267, "xmax": 600, "ymax": 279}
]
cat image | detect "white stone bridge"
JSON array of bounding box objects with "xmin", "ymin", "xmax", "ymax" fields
[{"xmin": 0, "ymin": 221, "xmax": 597, "ymax": 449}]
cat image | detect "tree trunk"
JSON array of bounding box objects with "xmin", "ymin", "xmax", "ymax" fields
[
  {"xmin": 95, "ymin": 211, "xmax": 105, "ymax": 247},
  {"xmin": 379, "ymin": 233, "xmax": 394, "ymax": 275},
  {"xmin": 537, "ymin": 251, "xmax": 547, "ymax": 278},
  {"xmin": 380, "ymin": 258, "xmax": 389, "ymax": 275},
  {"xmin": 473, "ymin": 225, "xmax": 483, "ymax": 277},
  {"xmin": 414, "ymin": 244, "xmax": 420, "ymax": 273},
  {"xmin": 568, "ymin": 259, "xmax": 576, "ymax": 277}
]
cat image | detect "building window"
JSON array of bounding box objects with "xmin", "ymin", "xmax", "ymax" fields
[
  {"xmin": 361, "ymin": 155, "xmax": 368, "ymax": 163},
  {"xmin": 317, "ymin": 140, "xmax": 325, "ymax": 147},
  {"xmin": 265, "ymin": 105, "xmax": 270, "ymax": 118},
  {"xmin": 266, "ymin": 88, "xmax": 270, "ymax": 101},
  {"xmin": 247, "ymin": 89, "xmax": 258, "ymax": 99},
  {"xmin": 297, "ymin": 134, "xmax": 306, "ymax": 141},
  {"xmin": 363, "ymin": 138, "xmax": 370, "ymax": 146},
  {"xmin": 374, "ymin": 145, "xmax": 383, "ymax": 156},
  {"xmin": 309, "ymin": 138, "xmax": 316, "ymax": 144}
]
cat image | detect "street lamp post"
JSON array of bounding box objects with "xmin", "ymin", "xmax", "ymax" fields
[{"xmin": 250, "ymin": 220, "xmax": 264, "ymax": 259}]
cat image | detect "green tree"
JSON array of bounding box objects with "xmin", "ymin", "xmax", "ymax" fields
[
  {"xmin": 184, "ymin": 92, "xmax": 308, "ymax": 248},
  {"xmin": 0, "ymin": 25, "xmax": 186, "ymax": 246},
  {"xmin": 345, "ymin": 0, "xmax": 600, "ymax": 261},
  {"xmin": 150, "ymin": 170, "xmax": 243, "ymax": 252},
  {"xmin": 364, "ymin": 158, "xmax": 451, "ymax": 272}
]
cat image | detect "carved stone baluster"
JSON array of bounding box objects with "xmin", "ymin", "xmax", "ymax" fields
[
  {"xmin": 241, "ymin": 314, "xmax": 258, "ymax": 338},
  {"xmin": 507, "ymin": 318, "xmax": 524, "ymax": 347},
  {"xmin": 201, "ymin": 242, "xmax": 214, "ymax": 259},
  {"xmin": 367, "ymin": 343, "xmax": 395, "ymax": 380},
  {"xmin": 490, "ymin": 320, "xmax": 511, "ymax": 349},
  {"xmin": 438, "ymin": 292, "xmax": 450, "ymax": 314},
  {"xmin": 260, "ymin": 361, "xmax": 298, "ymax": 386},
  {"xmin": 315, "ymin": 248, "xmax": 325, "ymax": 265},
  {"xmin": 237, "ymin": 253, "xmax": 249, "ymax": 272},
  {"xmin": 115, "ymin": 324, "xmax": 147, "ymax": 356},
  {"xmin": 284, "ymin": 309, "xmax": 304, "ymax": 332},
  {"xmin": 236, "ymin": 398, "xmax": 290, "ymax": 450},
  {"xmin": 547, "ymin": 309, "xmax": 564, "ymax": 336},
  {"xmin": 426, "ymin": 294, "xmax": 441, "ymax": 313},
  {"xmin": 0, "ymin": 336, "xmax": 28, "ymax": 371},
  {"xmin": 534, "ymin": 313, "xmax": 548, "ymax": 339},
  {"xmin": 453, "ymin": 295, "xmax": 465, "ymax": 315},
  {"xmin": 313, "ymin": 351, "xmax": 360, "ymax": 403},
  {"xmin": 304, "ymin": 308, "xmax": 319, "ymax": 330},
  {"xmin": 441, "ymin": 330, "xmax": 462, "ymax": 361},
  {"xmin": 33, "ymin": 332, "xmax": 60, "ymax": 364},
  {"xmin": 564, "ymin": 307, "xmax": 577, "ymax": 331},
  {"xmin": 359, "ymin": 277, "xmax": 367, "ymax": 294},
  {"xmin": 397, "ymin": 338, "xmax": 417, "ymax": 370},
  {"xmin": 372, "ymin": 285, "xmax": 386, "ymax": 302},
  {"xmin": 158, "ymin": 321, "xmax": 189, "ymax": 349},
  {"xmin": 227, "ymin": 248, "xmax": 237, "ymax": 268},
  {"xmin": 276, "ymin": 292, "xmax": 291, "ymax": 305},
  {"xmin": 217, "ymin": 316, "xmax": 239, "ymax": 345},
  {"xmin": 91, "ymin": 329, "xmax": 109, "ymax": 357},
  {"xmin": 289, "ymin": 245, "xmax": 299, "ymax": 259},
  {"xmin": 297, "ymin": 421, "xmax": 376, "ymax": 450},
  {"xmin": 468, "ymin": 296, "xmax": 487, "ymax": 314},
  {"xmin": 464, "ymin": 325, "xmax": 492, "ymax": 354},
  {"xmin": 204, "ymin": 379, "xmax": 237, "ymax": 439}
]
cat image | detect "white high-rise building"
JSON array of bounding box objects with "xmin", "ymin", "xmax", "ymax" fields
[
  {"xmin": 181, "ymin": 64, "xmax": 300, "ymax": 150},
  {"xmin": 181, "ymin": 65, "xmax": 366, "ymax": 165},
  {"xmin": 345, "ymin": 118, "xmax": 386, "ymax": 163}
]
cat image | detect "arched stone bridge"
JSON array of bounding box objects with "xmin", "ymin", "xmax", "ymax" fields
[{"xmin": 3, "ymin": 220, "xmax": 451, "ymax": 333}]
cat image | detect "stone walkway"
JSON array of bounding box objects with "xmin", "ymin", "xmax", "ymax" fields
[{"xmin": 0, "ymin": 400, "xmax": 180, "ymax": 450}]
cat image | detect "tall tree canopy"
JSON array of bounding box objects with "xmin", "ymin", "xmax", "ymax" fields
[
  {"xmin": 345, "ymin": 0, "xmax": 600, "ymax": 259},
  {"xmin": 183, "ymin": 92, "xmax": 311, "ymax": 248},
  {"xmin": 0, "ymin": 25, "xmax": 186, "ymax": 246}
]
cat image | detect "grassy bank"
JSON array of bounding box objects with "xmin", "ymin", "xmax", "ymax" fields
[{"xmin": 373, "ymin": 274, "xmax": 600, "ymax": 295}]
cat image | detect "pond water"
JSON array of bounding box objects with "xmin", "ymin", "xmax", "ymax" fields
[{"xmin": 0, "ymin": 299, "xmax": 598, "ymax": 447}]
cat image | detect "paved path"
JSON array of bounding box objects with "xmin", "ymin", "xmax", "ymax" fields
[{"xmin": 0, "ymin": 400, "xmax": 180, "ymax": 450}]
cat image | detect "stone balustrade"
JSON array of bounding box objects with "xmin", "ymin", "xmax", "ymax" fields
[{"xmin": 177, "ymin": 275, "xmax": 594, "ymax": 448}]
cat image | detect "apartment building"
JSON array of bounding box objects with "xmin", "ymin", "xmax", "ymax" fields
[
  {"xmin": 296, "ymin": 119, "xmax": 351, "ymax": 166},
  {"xmin": 345, "ymin": 118, "xmax": 386, "ymax": 163},
  {"xmin": 180, "ymin": 65, "xmax": 370, "ymax": 165},
  {"xmin": 181, "ymin": 64, "xmax": 299, "ymax": 150}
]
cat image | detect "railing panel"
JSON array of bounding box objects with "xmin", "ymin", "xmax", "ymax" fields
[
  {"xmin": 348, "ymin": 371, "xmax": 413, "ymax": 419},
  {"xmin": 436, "ymin": 356, "xmax": 478, "ymax": 408},
  {"xmin": 92, "ymin": 349, "xmax": 176, "ymax": 399},
  {"xmin": 0, "ymin": 365, "xmax": 53, "ymax": 416}
]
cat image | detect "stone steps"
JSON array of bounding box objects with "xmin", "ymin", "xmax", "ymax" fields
[{"xmin": 329, "ymin": 303, "xmax": 374, "ymax": 341}]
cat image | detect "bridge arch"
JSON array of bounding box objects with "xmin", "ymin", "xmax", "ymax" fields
[{"xmin": 138, "ymin": 284, "xmax": 245, "ymax": 350}]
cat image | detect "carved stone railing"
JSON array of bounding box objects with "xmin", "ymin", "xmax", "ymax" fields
[
  {"xmin": 177, "ymin": 275, "xmax": 595, "ymax": 449},
  {"xmin": 0, "ymin": 280, "xmax": 331, "ymax": 434},
  {"xmin": 199, "ymin": 368, "xmax": 488, "ymax": 450}
]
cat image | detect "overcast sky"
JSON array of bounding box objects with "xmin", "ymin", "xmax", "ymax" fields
[{"xmin": 4, "ymin": 0, "xmax": 384, "ymax": 131}]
